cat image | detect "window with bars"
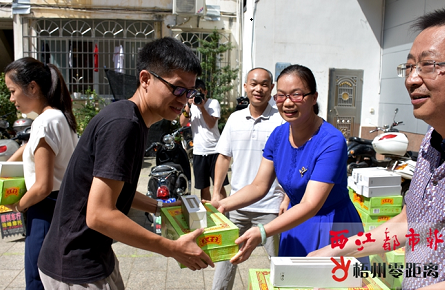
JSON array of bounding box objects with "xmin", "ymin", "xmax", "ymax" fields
[{"xmin": 22, "ymin": 18, "xmax": 159, "ymax": 99}]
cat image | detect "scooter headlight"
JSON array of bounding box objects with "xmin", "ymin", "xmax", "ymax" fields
[{"xmin": 163, "ymin": 134, "xmax": 174, "ymax": 144}]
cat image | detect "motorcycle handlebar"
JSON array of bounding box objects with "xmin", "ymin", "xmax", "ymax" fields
[
  {"xmin": 171, "ymin": 126, "xmax": 190, "ymax": 136},
  {"xmin": 145, "ymin": 142, "xmax": 162, "ymax": 153}
]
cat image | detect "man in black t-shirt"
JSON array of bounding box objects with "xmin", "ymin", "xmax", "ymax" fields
[{"xmin": 38, "ymin": 37, "xmax": 214, "ymax": 289}]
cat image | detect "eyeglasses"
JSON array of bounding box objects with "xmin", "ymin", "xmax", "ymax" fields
[
  {"xmin": 273, "ymin": 92, "xmax": 313, "ymax": 103},
  {"xmin": 397, "ymin": 60, "xmax": 445, "ymax": 79},
  {"xmin": 149, "ymin": 71, "xmax": 198, "ymax": 99}
]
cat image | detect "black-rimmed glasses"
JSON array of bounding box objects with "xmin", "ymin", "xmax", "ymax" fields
[
  {"xmin": 149, "ymin": 71, "xmax": 198, "ymax": 99},
  {"xmin": 273, "ymin": 92, "xmax": 313, "ymax": 103},
  {"xmin": 397, "ymin": 60, "xmax": 445, "ymax": 80}
]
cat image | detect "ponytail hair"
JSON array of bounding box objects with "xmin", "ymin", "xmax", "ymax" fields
[{"xmin": 5, "ymin": 57, "xmax": 77, "ymax": 133}]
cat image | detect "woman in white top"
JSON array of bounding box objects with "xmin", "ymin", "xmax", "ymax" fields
[{"xmin": 5, "ymin": 57, "xmax": 78, "ymax": 290}]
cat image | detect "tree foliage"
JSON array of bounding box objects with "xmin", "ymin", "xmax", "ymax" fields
[
  {"xmin": 197, "ymin": 29, "xmax": 238, "ymax": 103},
  {"xmin": 197, "ymin": 29, "xmax": 238, "ymax": 131},
  {"xmin": 0, "ymin": 73, "xmax": 18, "ymax": 127},
  {"xmin": 73, "ymin": 87, "xmax": 105, "ymax": 135}
]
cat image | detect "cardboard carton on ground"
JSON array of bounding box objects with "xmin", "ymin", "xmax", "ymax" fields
[
  {"xmin": 161, "ymin": 203, "xmax": 239, "ymax": 268},
  {"xmin": 349, "ymin": 188, "xmax": 403, "ymax": 216},
  {"xmin": 180, "ymin": 195, "xmax": 207, "ymax": 230},
  {"xmin": 0, "ymin": 162, "xmax": 26, "ymax": 205},
  {"xmin": 248, "ymin": 269, "xmax": 390, "ymax": 290},
  {"xmin": 270, "ymin": 257, "xmax": 361, "ymax": 288}
]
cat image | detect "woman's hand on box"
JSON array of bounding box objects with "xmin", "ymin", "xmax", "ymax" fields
[
  {"xmin": 206, "ymin": 199, "xmax": 226, "ymax": 214},
  {"xmin": 229, "ymin": 226, "xmax": 262, "ymax": 264}
]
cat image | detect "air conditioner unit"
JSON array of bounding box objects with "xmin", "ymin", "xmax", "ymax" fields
[{"xmin": 173, "ymin": 0, "xmax": 206, "ymax": 15}]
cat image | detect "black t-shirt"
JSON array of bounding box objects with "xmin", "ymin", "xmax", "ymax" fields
[{"xmin": 38, "ymin": 100, "xmax": 148, "ymax": 284}]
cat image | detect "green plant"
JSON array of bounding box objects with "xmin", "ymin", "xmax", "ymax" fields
[
  {"xmin": 0, "ymin": 72, "xmax": 18, "ymax": 127},
  {"xmin": 197, "ymin": 29, "xmax": 238, "ymax": 132},
  {"xmin": 197, "ymin": 30, "xmax": 238, "ymax": 103},
  {"xmin": 74, "ymin": 87, "xmax": 105, "ymax": 135}
]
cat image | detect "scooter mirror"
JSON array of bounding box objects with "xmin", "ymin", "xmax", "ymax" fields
[{"xmin": 393, "ymin": 108, "xmax": 399, "ymax": 122}]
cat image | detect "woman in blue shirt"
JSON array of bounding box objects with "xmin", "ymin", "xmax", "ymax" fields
[{"xmin": 212, "ymin": 64, "xmax": 364, "ymax": 263}]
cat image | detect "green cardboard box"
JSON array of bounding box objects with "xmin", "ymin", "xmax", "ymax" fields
[
  {"xmin": 369, "ymin": 248, "xmax": 405, "ymax": 290},
  {"xmin": 385, "ymin": 247, "xmax": 405, "ymax": 265},
  {"xmin": 247, "ymin": 269, "xmax": 390, "ymax": 290},
  {"xmin": 356, "ymin": 206, "xmax": 394, "ymax": 232},
  {"xmin": 0, "ymin": 177, "xmax": 26, "ymax": 205},
  {"xmin": 161, "ymin": 203, "xmax": 239, "ymax": 268},
  {"xmin": 349, "ymin": 188, "xmax": 402, "ymax": 217}
]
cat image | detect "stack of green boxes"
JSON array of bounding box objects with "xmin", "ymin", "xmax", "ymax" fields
[
  {"xmin": 348, "ymin": 188, "xmax": 403, "ymax": 232},
  {"xmin": 348, "ymin": 168, "xmax": 405, "ymax": 290},
  {"xmin": 348, "ymin": 167, "xmax": 403, "ymax": 231}
]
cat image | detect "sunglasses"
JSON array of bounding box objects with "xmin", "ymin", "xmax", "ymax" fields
[{"xmin": 149, "ymin": 71, "xmax": 198, "ymax": 99}]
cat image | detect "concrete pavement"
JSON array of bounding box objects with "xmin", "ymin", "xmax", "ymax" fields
[{"xmin": 0, "ymin": 157, "xmax": 271, "ymax": 290}]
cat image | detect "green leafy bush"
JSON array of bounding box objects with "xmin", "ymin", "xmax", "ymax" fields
[
  {"xmin": 0, "ymin": 73, "xmax": 18, "ymax": 128},
  {"xmin": 73, "ymin": 87, "xmax": 105, "ymax": 135}
]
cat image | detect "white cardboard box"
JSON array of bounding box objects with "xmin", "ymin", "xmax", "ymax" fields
[
  {"xmin": 348, "ymin": 176, "xmax": 360, "ymax": 193},
  {"xmin": 270, "ymin": 256, "xmax": 361, "ymax": 288},
  {"xmin": 351, "ymin": 167, "xmax": 386, "ymax": 183},
  {"xmin": 0, "ymin": 162, "xmax": 24, "ymax": 177},
  {"xmin": 180, "ymin": 195, "xmax": 207, "ymax": 230},
  {"xmin": 358, "ymin": 171, "xmax": 401, "ymax": 187},
  {"xmin": 352, "ymin": 167, "xmax": 401, "ymax": 187},
  {"xmin": 361, "ymin": 185, "xmax": 401, "ymax": 197}
]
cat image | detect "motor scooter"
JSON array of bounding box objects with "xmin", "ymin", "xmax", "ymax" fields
[
  {"xmin": 347, "ymin": 109, "xmax": 403, "ymax": 174},
  {"xmin": 371, "ymin": 109, "xmax": 416, "ymax": 195},
  {"xmin": 145, "ymin": 126, "xmax": 192, "ymax": 234},
  {"xmin": 235, "ymin": 96, "xmax": 249, "ymax": 111},
  {"xmin": 180, "ymin": 122, "xmax": 193, "ymax": 164},
  {"xmin": 0, "ymin": 115, "xmax": 33, "ymax": 161}
]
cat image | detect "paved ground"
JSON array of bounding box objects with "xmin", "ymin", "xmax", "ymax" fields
[{"xmin": 0, "ymin": 157, "xmax": 270, "ymax": 290}]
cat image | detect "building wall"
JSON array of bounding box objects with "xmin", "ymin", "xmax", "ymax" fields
[
  {"xmin": 2, "ymin": 0, "xmax": 241, "ymax": 101},
  {"xmin": 379, "ymin": 0, "xmax": 445, "ymax": 136},
  {"xmin": 244, "ymin": 0, "xmax": 384, "ymax": 126}
]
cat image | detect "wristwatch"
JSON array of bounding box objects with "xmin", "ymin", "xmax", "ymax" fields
[{"xmin": 155, "ymin": 201, "xmax": 163, "ymax": 217}]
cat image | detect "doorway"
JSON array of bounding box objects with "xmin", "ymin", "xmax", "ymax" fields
[{"xmin": 327, "ymin": 69, "xmax": 363, "ymax": 139}]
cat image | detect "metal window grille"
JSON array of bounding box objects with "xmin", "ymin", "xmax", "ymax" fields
[
  {"xmin": 22, "ymin": 18, "xmax": 159, "ymax": 100},
  {"xmin": 336, "ymin": 76, "xmax": 357, "ymax": 108}
]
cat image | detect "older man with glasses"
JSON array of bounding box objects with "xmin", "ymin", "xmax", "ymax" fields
[{"xmin": 309, "ymin": 8, "xmax": 445, "ymax": 290}]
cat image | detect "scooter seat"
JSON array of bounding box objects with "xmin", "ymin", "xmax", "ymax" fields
[
  {"xmin": 348, "ymin": 136, "xmax": 373, "ymax": 145},
  {"xmin": 151, "ymin": 164, "xmax": 177, "ymax": 176},
  {"xmin": 151, "ymin": 163, "xmax": 184, "ymax": 175}
]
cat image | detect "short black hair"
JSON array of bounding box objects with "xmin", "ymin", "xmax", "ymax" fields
[
  {"xmin": 136, "ymin": 37, "xmax": 202, "ymax": 86},
  {"xmin": 277, "ymin": 64, "xmax": 319, "ymax": 115},
  {"xmin": 195, "ymin": 79, "xmax": 206, "ymax": 91},
  {"xmin": 245, "ymin": 67, "xmax": 274, "ymax": 84},
  {"xmin": 411, "ymin": 8, "xmax": 445, "ymax": 31}
]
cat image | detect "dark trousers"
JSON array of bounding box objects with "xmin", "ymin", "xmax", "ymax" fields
[{"xmin": 25, "ymin": 192, "xmax": 57, "ymax": 290}]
